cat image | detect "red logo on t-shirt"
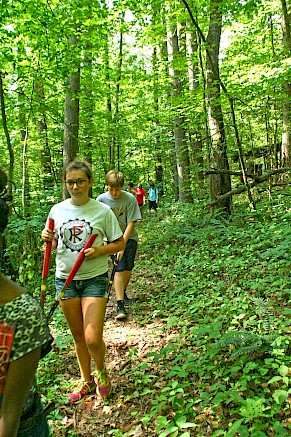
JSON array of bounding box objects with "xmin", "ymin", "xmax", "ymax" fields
[{"xmin": 0, "ymin": 324, "xmax": 14, "ymax": 394}]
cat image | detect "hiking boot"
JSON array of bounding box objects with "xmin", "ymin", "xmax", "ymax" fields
[
  {"xmin": 69, "ymin": 378, "xmax": 96, "ymax": 404},
  {"xmin": 124, "ymin": 291, "xmax": 131, "ymax": 307},
  {"xmin": 94, "ymin": 369, "xmax": 112, "ymax": 399},
  {"xmin": 116, "ymin": 301, "xmax": 126, "ymax": 320}
]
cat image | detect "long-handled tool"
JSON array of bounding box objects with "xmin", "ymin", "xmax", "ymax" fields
[
  {"xmin": 107, "ymin": 255, "xmax": 118, "ymax": 301},
  {"xmin": 41, "ymin": 218, "xmax": 55, "ymax": 307},
  {"xmin": 47, "ymin": 233, "xmax": 98, "ymax": 320}
]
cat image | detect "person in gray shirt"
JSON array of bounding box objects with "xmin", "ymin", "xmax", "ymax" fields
[{"xmin": 97, "ymin": 170, "xmax": 141, "ymax": 319}]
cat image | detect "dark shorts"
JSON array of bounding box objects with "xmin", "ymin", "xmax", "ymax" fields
[
  {"xmin": 18, "ymin": 395, "xmax": 49, "ymax": 437},
  {"xmin": 148, "ymin": 200, "xmax": 157, "ymax": 210},
  {"xmin": 111, "ymin": 239, "xmax": 137, "ymax": 272},
  {"xmin": 55, "ymin": 273, "xmax": 108, "ymax": 300}
]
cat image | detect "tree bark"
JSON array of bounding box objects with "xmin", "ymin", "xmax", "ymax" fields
[
  {"xmin": 186, "ymin": 21, "xmax": 204, "ymax": 182},
  {"xmin": 280, "ymin": 0, "xmax": 291, "ymax": 166},
  {"xmin": 35, "ymin": 83, "xmax": 55, "ymax": 189},
  {"xmin": 0, "ymin": 72, "xmax": 14, "ymax": 197},
  {"xmin": 167, "ymin": 19, "xmax": 193, "ymax": 202},
  {"xmin": 206, "ymin": 0, "xmax": 232, "ymax": 214},
  {"xmin": 63, "ymin": 35, "xmax": 80, "ymax": 166},
  {"xmin": 113, "ymin": 21, "xmax": 124, "ymax": 171}
]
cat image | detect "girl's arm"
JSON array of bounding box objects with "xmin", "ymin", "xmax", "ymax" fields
[
  {"xmin": 84, "ymin": 236, "xmax": 125, "ymax": 260},
  {"xmin": 0, "ymin": 347, "xmax": 41, "ymax": 437}
]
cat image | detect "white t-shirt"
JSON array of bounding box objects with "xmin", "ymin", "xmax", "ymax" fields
[{"xmin": 47, "ymin": 198, "xmax": 123, "ymax": 279}]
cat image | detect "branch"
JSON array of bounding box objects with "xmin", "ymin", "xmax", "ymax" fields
[
  {"xmin": 204, "ymin": 169, "xmax": 258, "ymax": 180},
  {"xmin": 204, "ymin": 167, "xmax": 291, "ymax": 180},
  {"xmin": 206, "ymin": 168, "xmax": 291, "ymax": 208}
]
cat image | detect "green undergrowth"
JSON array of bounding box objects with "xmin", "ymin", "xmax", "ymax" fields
[
  {"xmin": 122, "ymin": 195, "xmax": 291, "ymax": 436},
  {"xmin": 4, "ymin": 191, "xmax": 291, "ymax": 436}
]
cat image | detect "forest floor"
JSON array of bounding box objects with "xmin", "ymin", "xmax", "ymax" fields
[{"xmin": 51, "ymin": 249, "xmax": 164, "ymax": 436}]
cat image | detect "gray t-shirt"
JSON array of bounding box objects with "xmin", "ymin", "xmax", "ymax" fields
[
  {"xmin": 47, "ymin": 198, "xmax": 123, "ymax": 279},
  {"xmin": 97, "ymin": 190, "xmax": 141, "ymax": 242}
]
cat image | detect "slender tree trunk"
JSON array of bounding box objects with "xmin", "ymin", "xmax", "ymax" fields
[
  {"xmin": 280, "ymin": 0, "xmax": 291, "ymax": 166},
  {"xmin": 113, "ymin": 19, "xmax": 124, "ymax": 171},
  {"xmin": 206, "ymin": 0, "xmax": 232, "ymax": 214},
  {"xmin": 152, "ymin": 42, "xmax": 165, "ymax": 195},
  {"xmin": 21, "ymin": 128, "xmax": 29, "ymax": 216},
  {"xmin": 18, "ymin": 85, "xmax": 31, "ymax": 215},
  {"xmin": 35, "ymin": 83, "xmax": 55, "ymax": 189},
  {"xmin": 186, "ymin": 21, "xmax": 204, "ymax": 183},
  {"xmin": 170, "ymin": 146, "xmax": 179, "ymax": 201},
  {"xmin": 104, "ymin": 33, "xmax": 114, "ymax": 170},
  {"xmin": 0, "ymin": 72, "xmax": 14, "ymax": 197},
  {"xmin": 83, "ymin": 38, "xmax": 94, "ymax": 197},
  {"xmin": 167, "ymin": 21, "xmax": 193, "ymax": 202},
  {"xmin": 63, "ymin": 35, "xmax": 80, "ymax": 166}
]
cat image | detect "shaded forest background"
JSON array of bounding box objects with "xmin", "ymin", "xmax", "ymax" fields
[{"xmin": 1, "ymin": 0, "xmax": 291, "ymax": 213}]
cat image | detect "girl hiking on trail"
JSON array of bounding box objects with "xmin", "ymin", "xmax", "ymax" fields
[
  {"xmin": 0, "ymin": 165, "xmax": 52, "ymax": 436},
  {"xmin": 41, "ymin": 159, "xmax": 125, "ymax": 404}
]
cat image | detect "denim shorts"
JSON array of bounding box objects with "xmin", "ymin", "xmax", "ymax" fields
[
  {"xmin": 111, "ymin": 239, "xmax": 137, "ymax": 272},
  {"xmin": 55, "ymin": 273, "xmax": 108, "ymax": 300}
]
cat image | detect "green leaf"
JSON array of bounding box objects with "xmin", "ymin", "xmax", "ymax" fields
[
  {"xmin": 158, "ymin": 425, "xmax": 178, "ymax": 437},
  {"xmin": 211, "ymin": 431, "xmax": 225, "ymax": 437},
  {"xmin": 278, "ymin": 365, "xmax": 289, "ymax": 377},
  {"xmin": 267, "ymin": 376, "xmax": 282, "ymax": 385},
  {"xmin": 175, "ymin": 416, "xmax": 196, "ymax": 429},
  {"xmin": 226, "ymin": 419, "xmax": 244, "ymax": 435},
  {"xmin": 272, "ymin": 390, "xmax": 288, "ymax": 405}
]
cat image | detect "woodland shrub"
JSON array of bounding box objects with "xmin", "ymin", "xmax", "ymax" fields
[{"xmin": 130, "ymin": 194, "xmax": 291, "ymax": 436}]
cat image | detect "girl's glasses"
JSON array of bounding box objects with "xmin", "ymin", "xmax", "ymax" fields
[{"xmin": 65, "ymin": 179, "xmax": 88, "ymax": 188}]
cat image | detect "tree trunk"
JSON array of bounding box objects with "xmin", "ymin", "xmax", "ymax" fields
[
  {"xmin": 0, "ymin": 72, "xmax": 14, "ymax": 197},
  {"xmin": 167, "ymin": 21, "xmax": 193, "ymax": 202},
  {"xmin": 82, "ymin": 38, "xmax": 94, "ymax": 197},
  {"xmin": 63, "ymin": 36, "xmax": 80, "ymax": 166},
  {"xmin": 170, "ymin": 146, "xmax": 179, "ymax": 201},
  {"xmin": 35, "ymin": 83, "xmax": 55, "ymax": 189},
  {"xmin": 206, "ymin": 0, "xmax": 232, "ymax": 214},
  {"xmin": 104, "ymin": 32, "xmax": 114, "ymax": 170},
  {"xmin": 186, "ymin": 22, "xmax": 204, "ymax": 183},
  {"xmin": 113, "ymin": 20, "xmax": 124, "ymax": 171},
  {"xmin": 280, "ymin": 0, "xmax": 291, "ymax": 166},
  {"xmin": 152, "ymin": 38, "xmax": 164, "ymax": 196}
]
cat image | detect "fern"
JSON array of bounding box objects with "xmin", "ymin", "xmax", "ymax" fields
[
  {"xmin": 252, "ymin": 297, "xmax": 274, "ymax": 333},
  {"xmin": 213, "ymin": 331, "xmax": 277, "ymax": 358},
  {"xmin": 213, "ymin": 298, "xmax": 277, "ymax": 358}
]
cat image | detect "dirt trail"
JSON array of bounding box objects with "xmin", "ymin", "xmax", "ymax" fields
[{"xmin": 52, "ymin": 261, "xmax": 164, "ymax": 436}]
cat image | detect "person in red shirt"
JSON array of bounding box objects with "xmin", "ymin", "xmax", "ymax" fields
[{"xmin": 134, "ymin": 183, "xmax": 146, "ymax": 218}]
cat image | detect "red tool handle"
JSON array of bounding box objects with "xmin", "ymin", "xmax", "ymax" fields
[
  {"xmin": 65, "ymin": 234, "xmax": 98, "ymax": 287},
  {"xmin": 42, "ymin": 218, "xmax": 54, "ymax": 280}
]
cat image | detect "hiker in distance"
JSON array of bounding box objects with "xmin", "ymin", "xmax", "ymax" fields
[
  {"xmin": 41, "ymin": 159, "xmax": 125, "ymax": 404},
  {"xmin": 127, "ymin": 181, "xmax": 137, "ymax": 197},
  {"xmin": 148, "ymin": 182, "xmax": 159, "ymax": 215},
  {"xmin": 0, "ymin": 165, "xmax": 52, "ymax": 436},
  {"xmin": 134, "ymin": 183, "xmax": 146, "ymax": 219},
  {"xmin": 97, "ymin": 170, "xmax": 141, "ymax": 320}
]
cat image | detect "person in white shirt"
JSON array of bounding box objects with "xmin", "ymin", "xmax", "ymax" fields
[{"xmin": 41, "ymin": 159, "xmax": 125, "ymax": 404}]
